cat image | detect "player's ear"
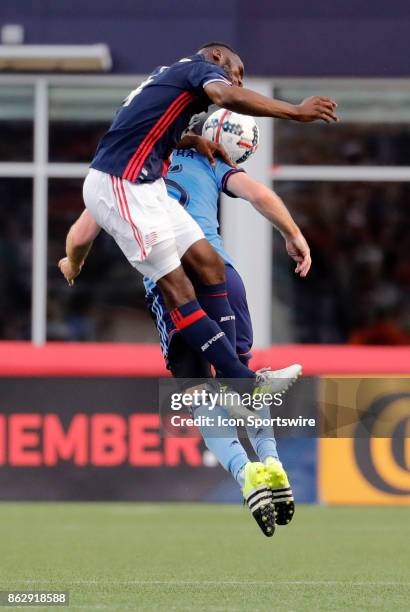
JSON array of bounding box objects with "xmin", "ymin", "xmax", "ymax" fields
[{"xmin": 212, "ymin": 48, "xmax": 223, "ymax": 63}]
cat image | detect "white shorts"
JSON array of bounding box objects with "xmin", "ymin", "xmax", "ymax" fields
[{"xmin": 83, "ymin": 169, "xmax": 204, "ymax": 282}]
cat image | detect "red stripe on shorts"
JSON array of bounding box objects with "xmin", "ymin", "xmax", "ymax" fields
[{"xmin": 113, "ymin": 176, "xmax": 147, "ymax": 259}]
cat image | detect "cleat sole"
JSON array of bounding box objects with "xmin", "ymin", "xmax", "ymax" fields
[
  {"xmin": 274, "ymin": 500, "xmax": 295, "ymax": 526},
  {"xmin": 265, "ymin": 463, "xmax": 295, "ymax": 526}
]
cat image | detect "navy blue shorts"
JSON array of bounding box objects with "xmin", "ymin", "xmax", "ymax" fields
[{"xmin": 145, "ymin": 264, "xmax": 253, "ymax": 370}]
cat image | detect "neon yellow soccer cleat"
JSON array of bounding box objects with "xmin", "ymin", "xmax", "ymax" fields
[
  {"xmin": 264, "ymin": 457, "xmax": 295, "ymax": 525},
  {"xmin": 242, "ymin": 462, "xmax": 275, "ymax": 537}
]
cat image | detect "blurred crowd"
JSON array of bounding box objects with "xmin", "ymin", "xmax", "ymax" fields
[
  {"xmin": 275, "ymin": 121, "xmax": 410, "ymax": 166},
  {"xmin": 0, "ymin": 178, "xmax": 156, "ymax": 342},
  {"xmin": 3, "ymin": 178, "xmax": 408, "ymax": 345},
  {"xmin": 0, "ymin": 179, "xmax": 32, "ymax": 339},
  {"xmin": 274, "ymin": 182, "xmax": 410, "ymax": 344},
  {"xmin": 1, "ymin": 119, "xmax": 409, "ymax": 345}
]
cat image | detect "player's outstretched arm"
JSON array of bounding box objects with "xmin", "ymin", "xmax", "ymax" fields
[
  {"xmin": 226, "ymin": 172, "xmax": 312, "ymax": 277},
  {"xmin": 204, "ymin": 82, "xmax": 338, "ymax": 123},
  {"xmin": 58, "ymin": 210, "xmax": 101, "ymax": 286}
]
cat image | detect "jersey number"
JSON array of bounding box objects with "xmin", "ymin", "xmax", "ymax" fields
[{"xmin": 123, "ymin": 66, "xmax": 168, "ymax": 106}]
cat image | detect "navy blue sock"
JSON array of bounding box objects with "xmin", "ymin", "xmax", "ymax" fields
[
  {"xmin": 170, "ymin": 299, "xmax": 255, "ymax": 386},
  {"xmin": 195, "ymin": 282, "xmax": 236, "ymax": 350}
]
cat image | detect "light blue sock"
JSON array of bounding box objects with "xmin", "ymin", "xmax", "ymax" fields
[
  {"xmin": 246, "ymin": 405, "xmax": 280, "ymax": 463},
  {"xmin": 193, "ymin": 402, "xmax": 249, "ymax": 486}
]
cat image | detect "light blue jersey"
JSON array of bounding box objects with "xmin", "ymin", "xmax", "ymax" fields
[
  {"xmin": 165, "ymin": 148, "xmax": 243, "ymax": 266},
  {"xmin": 143, "ymin": 148, "xmax": 243, "ymax": 292}
]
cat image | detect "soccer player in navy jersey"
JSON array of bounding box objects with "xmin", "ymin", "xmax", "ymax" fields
[
  {"xmin": 66, "ymin": 42, "xmax": 337, "ymax": 398},
  {"xmin": 59, "ymin": 107, "xmax": 314, "ymax": 536},
  {"xmin": 141, "ymin": 114, "xmax": 310, "ymax": 536},
  {"xmin": 59, "ymin": 43, "xmax": 337, "ymax": 533}
]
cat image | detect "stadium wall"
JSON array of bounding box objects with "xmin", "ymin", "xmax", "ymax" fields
[
  {"xmin": 1, "ymin": 0, "xmax": 410, "ymax": 76},
  {"xmin": 0, "ymin": 343, "xmax": 409, "ymax": 505}
]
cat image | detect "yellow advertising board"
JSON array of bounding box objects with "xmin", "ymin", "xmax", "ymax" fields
[{"xmin": 319, "ymin": 377, "xmax": 410, "ymax": 505}]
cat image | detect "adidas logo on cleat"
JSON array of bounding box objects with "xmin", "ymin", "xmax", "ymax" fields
[
  {"xmin": 272, "ymin": 485, "xmax": 293, "ymax": 503},
  {"xmin": 245, "ymin": 485, "xmax": 276, "ymax": 537},
  {"xmin": 271, "ymin": 486, "xmax": 295, "ymax": 526}
]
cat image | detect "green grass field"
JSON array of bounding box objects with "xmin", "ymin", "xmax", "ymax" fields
[{"xmin": 1, "ymin": 503, "xmax": 409, "ymax": 611}]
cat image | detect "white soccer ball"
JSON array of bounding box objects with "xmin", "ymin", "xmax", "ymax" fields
[{"xmin": 202, "ymin": 109, "xmax": 259, "ymax": 164}]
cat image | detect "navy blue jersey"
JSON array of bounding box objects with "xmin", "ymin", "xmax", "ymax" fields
[{"xmin": 90, "ymin": 55, "xmax": 231, "ymax": 184}]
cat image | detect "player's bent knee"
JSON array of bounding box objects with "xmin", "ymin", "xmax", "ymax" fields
[
  {"xmin": 198, "ymin": 252, "xmax": 225, "ymax": 285},
  {"xmin": 157, "ymin": 266, "xmax": 196, "ymax": 310},
  {"xmin": 182, "ymin": 240, "xmax": 226, "ymax": 285}
]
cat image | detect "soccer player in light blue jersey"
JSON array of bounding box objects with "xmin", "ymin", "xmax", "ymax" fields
[
  {"xmin": 143, "ymin": 112, "xmax": 311, "ymax": 536},
  {"xmin": 58, "ymin": 42, "xmax": 338, "ymax": 535},
  {"xmin": 58, "ymin": 112, "xmax": 312, "ymax": 537}
]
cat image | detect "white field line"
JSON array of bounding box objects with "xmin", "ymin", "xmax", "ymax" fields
[
  {"xmin": 71, "ymin": 608, "xmax": 250, "ymax": 611},
  {"xmin": 1, "ymin": 580, "xmax": 409, "ymax": 587},
  {"xmin": 69, "ymin": 608, "xmax": 245, "ymax": 611}
]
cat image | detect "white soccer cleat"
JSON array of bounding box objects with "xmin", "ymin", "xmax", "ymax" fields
[{"xmin": 254, "ymin": 364, "xmax": 302, "ymax": 396}]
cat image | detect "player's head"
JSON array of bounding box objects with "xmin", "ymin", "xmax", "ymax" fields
[{"xmin": 197, "ymin": 42, "xmax": 244, "ymax": 87}]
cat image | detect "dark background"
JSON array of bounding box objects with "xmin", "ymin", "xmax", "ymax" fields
[{"xmin": 1, "ymin": 0, "xmax": 410, "ymax": 76}]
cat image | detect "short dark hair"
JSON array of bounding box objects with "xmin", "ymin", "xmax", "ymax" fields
[{"xmin": 198, "ymin": 41, "xmax": 237, "ymax": 55}]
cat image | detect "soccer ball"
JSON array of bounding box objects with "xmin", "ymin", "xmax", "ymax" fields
[{"xmin": 202, "ymin": 109, "xmax": 259, "ymax": 164}]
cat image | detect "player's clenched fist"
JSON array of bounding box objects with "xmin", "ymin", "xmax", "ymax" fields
[{"xmin": 295, "ymin": 96, "xmax": 338, "ymax": 123}]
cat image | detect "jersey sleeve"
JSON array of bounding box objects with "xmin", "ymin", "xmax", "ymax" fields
[
  {"xmin": 214, "ymin": 160, "xmax": 246, "ymax": 198},
  {"xmin": 187, "ymin": 62, "xmax": 231, "ymax": 95}
]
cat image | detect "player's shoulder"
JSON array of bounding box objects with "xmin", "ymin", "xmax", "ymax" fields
[
  {"xmin": 169, "ymin": 54, "xmax": 225, "ymax": 75},
  {"xmin": 191, "ymin": 154, "xmax": 234, "ymax": 185},
  {"xmin": 168, "ymin": 54, "xmax": 202, "ymax": 70},
  {"xmin": 213, "ymin": 156, "xmax": 238, "ymax": 178},
  {"xmin": 197, "ymin": 156, "xmax": 239, "ymax": 193}
]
